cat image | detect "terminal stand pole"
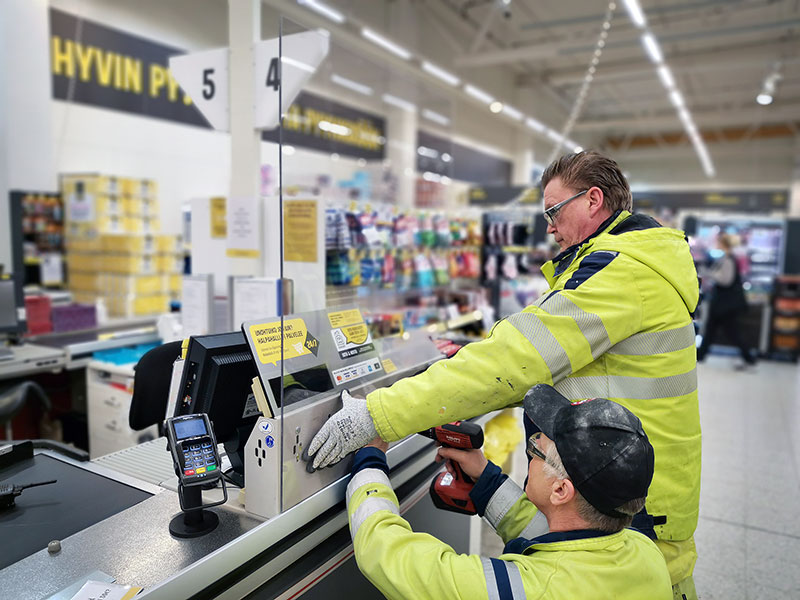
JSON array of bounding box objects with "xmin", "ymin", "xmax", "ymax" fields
[{"xmin": 169, "ymin": 483, "xmax": 220, "ymax": 539}]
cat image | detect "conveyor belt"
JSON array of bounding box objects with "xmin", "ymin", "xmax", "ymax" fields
[{"xmin": 93, "ymin": 438, "xmax": 178, "ymax": 489}]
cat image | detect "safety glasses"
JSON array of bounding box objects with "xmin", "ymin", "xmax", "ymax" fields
[
  {"xmin": 526, "ymin": 432, "xmax": 547, "ymax": 462},
  {"xmin": 543, "ymin": 189, "xmax": 588, "ymax": 226}
]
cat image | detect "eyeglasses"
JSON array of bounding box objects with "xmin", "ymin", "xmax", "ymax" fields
[
  {"xmin": 526, "ymin": 432, "xmax": 547, "ymax": 462},
  {"xmin": 543, "ymin": 189, "xmax": 588, "ymax": 226}
]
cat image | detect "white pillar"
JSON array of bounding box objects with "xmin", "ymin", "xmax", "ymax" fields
[
  {"xmin": 0, "ymin": 0, "xmax": 55, "ymax": 273},
  {"xmin": 387, "ymin": 107, "xmax": 417, "ymax": 209},
  {"xmin": 790, "ymin": 135, "xmax": 800, "ymax": 218},
  {"xmin": 511, "ymin": 129, "xmax": 534, "ymax": 186},
  {"xmin": 228, "ymin": 0, "xmax": 270, "ymax": 280}
]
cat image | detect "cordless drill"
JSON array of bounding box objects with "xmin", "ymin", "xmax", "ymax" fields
[{"xmin": 419, "ymin": 421, "xmax": 484, "ymax": 515}]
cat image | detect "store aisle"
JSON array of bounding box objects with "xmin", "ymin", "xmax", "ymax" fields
[{"xmin": 694, "ymin": 358, "xmax": 800, "ymax": 599}]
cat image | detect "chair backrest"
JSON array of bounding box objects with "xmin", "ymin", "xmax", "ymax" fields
[{"xmin": 129, "ymin": 340, "xmax": 182, "ymax": 431}]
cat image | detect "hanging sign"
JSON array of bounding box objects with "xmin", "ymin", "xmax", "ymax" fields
[{"xmin": 168, "ymin": 48, "xmax": 230, "ymax": 131}]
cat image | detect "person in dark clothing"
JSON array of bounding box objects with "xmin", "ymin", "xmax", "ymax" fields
[{"xmin": 697, "ymin": 233, "xmax": 756, "ymax": 367}]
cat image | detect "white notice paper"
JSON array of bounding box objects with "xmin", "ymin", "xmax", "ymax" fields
[
  {"xmin": 181, "ymin": 275, "xmax": 213, "ymax": 336},
  {"xmin": 41, "ymin": 253, "xmax": 64, "ymax": 285},
  {"xmin": 226, "ymin": 196, "xmax": 260, "ymax": 259},
  {"xmin": 232, "ymin": 278, "xmax": 279, "ymax": 329}
]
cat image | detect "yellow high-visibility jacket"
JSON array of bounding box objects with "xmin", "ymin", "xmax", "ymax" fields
[
  {"xmin": 366, "ymin": 211, "xmax": 701, "ymax": 582},
  {"xmin": 347, "ymin": 455, "xmax": 672, "ymax": 600}
]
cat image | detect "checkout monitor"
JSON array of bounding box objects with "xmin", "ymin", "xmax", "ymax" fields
[
  {"xmin": 175, "ymin": 331, "xmax": 260, "ymax": 484},
  {"xmin": 0, "ymin": 277, "xmax": 25, "ymax": 334}
]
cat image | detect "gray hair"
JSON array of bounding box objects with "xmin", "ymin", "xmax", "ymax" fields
[{"xmin": 543, "ymin": 442, "xmax": 646, "ymax": 533}]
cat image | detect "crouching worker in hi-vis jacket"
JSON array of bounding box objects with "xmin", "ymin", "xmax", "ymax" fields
[{"xmin": 346, "ymin": 384, "xmax": 672, "ymax": 600}]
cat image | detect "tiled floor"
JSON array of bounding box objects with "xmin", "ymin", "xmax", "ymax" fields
[
  {"xmin": 694, "ymin": 356, "xmax": 800, "ymax": 599},
  {"xmin": 480, "ymin": 357, "xmax": 800, "ymax": 598}
]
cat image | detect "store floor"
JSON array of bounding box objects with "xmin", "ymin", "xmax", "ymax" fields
[{"xmin": 480, "ymin": 357, "xmax": 800, "ymax": 599}]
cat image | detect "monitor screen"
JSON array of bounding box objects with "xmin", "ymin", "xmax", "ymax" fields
[
  {"xmin": 0, "ymin": 279, "xmax": 21, "ymax": 332},
  {"xmin": 173, "ymin": 417, "xmax": 208, "ymax": 440}
]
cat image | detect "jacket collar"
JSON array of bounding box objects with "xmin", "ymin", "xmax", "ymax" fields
[
  {"xmin": 541, "ymin": 210, "xmax": 629, "ymax": 284},
  {"xmin": 504, "ymin": 529, "xmax": 613, "ymax": 555}
]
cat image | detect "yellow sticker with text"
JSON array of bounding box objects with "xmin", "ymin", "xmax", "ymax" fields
[
  {"xmin": 249, "ymin": 318, "xmax": 311, "ymax": 365},
  {"xmin": 341, "ymin": 323, "xmax": 369, "ymax": 345},
  {"xmin": 328, "ymin": 308, "xmax": 363, "ymax": 329},
  {"xmin": 382, "ymin": 359, "xmax": 397, "ymax": 374}
]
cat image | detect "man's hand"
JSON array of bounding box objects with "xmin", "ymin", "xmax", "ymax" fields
[
  {"xmin": 306, "ymin": 390, "xmax": 378, "ymax": 469},
  {"xmin": 437, "ymin": 447, "xmax": 488, "ymax": 480}
]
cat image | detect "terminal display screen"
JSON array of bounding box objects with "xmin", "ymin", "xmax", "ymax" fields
[{"xmin": 173, "ymin": 417, "xmax": 208, "ymax": 440}]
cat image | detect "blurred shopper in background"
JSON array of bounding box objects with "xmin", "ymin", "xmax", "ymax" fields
[{"xmin": 697, "ymin": 234, "xmax": 756, "ymax": 369}]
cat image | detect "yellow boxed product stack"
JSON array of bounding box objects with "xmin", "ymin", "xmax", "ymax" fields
[{"xmin": 62, "ymin": 174, "xmax": 182, "ymax": 318}]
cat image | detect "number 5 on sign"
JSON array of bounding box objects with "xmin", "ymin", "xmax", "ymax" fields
[
  {"xmin": 254, "ymin": 31, "xmax": 330, "ymax": 129},
  {"xmin": 169, "ymin": 47, "xmax": 230, "ymax": 131}
]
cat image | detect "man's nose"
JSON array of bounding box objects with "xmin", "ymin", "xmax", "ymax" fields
[{"xmin": 546, "ymin": 222, "xmax": 557, "ymax": 234}]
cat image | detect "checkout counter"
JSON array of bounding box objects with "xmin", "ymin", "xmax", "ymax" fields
[{"xmin": 0, "ymin": 308, "xmax": 484, "ymax": 599}]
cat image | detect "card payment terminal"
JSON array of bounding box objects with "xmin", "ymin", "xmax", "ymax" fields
[{"xmin": 166, "ymin": 413, "xmax": 221, "ymax": 486}]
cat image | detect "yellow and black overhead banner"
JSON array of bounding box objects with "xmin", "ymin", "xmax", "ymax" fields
[
  {"xmin": 49, "ymin": 8, "xmax": 386, "ymax": 160},
  {"xmin": 50, "ymin": 8, "xmax": 209, "ymax": 128}
]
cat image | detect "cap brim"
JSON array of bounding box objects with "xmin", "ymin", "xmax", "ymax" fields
[{"xmin": 522, "ymin": 384, "xmax": 572, "ymax": 439}]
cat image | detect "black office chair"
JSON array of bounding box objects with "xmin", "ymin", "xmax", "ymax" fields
[
  {"xmin": 0, "ymin": 381, "xmax": 52, "ymax": 442},
  {"xmin": 129, "ymin": 341, "xmax": 183, "ymax": 435}
]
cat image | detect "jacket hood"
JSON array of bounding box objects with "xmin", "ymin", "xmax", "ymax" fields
[{"xmin": 545, "ymin": 211, "xmax": 700, "ymax": 314}]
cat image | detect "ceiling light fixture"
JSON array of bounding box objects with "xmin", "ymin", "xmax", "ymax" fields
[
  {"xmin": 464, "ymin": 84, "xmax": 494, "ymax": 105},
  {"xmin": 421, "ymin": 108, "xmax": 451, "ymax": 126},
  {"xmin": 489, "ymin": 101, "xmax": 504, "ymax": 114},
  {"xmin": 756, "ymin": 93, "xmax": 773, "ymax": 106},
  {"xmin": 361, "ymin": 28, "xmax": 412, "ymax": 60},
  {"xmin": 296, "ymin": 0, "xmax": 345, "ymax": 24},
  {"xmin": 421, "ymin": 61, "xmax": 460, "ymax": 86},
  {"xmin": 757, "ymin": 63, "xmax": 782, "ymax": 106},
  {"xmin": 382, "ymin": 93, "xmax": 417, "ymax": 112},
  {"xmin": 656, "ymin": 65, "xmax": 674, "ymax": 90},
  {"xmin": 641, "ymin": 33, "xmax": 663, "ymax": 64},
  {"xmin": 502, "ymin": 105, "xmax": 524, "ymax": 120},
  {"xmin": 622, "ymin": 0, "xmax": 646, "ymax": 28},
  {"xmin": 525, "ymin": 117, "xmax": 545, "ymax": 133},
  {"xmin": 331, "ymin": 74, "xmax": 373, "ymax": 96}
]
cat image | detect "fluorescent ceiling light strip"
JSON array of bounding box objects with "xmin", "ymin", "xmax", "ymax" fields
[
  {"xmin": 525, "ymin": 117, "xmax": 545, "ymax": 133},
  {"xmin": 297, "ymin": 0, "xmax": 345, "ymax": 24},
  {"xmin": 361, "ymin": 28, "xmax": 412, "ymax": 60},
  {"xmin": 331, "ymin": 73, "xmax": 373, "ymax": 96},
  {"xmin": 669, "ymin": 89, "xmax": 685, "ymax": 109},
  {"xmin": 422, "ymin": 61, "xmax": 460, "ymax": 86},
  {"xmin": 656, "ymin": 65, "xmax": 674, "ymax": 90},
  {"xmin": 382, "ymin": 93, "xmax": 417, "ymax": 112},
  {"xmin": 546, "ymin": 128, "xmax": 563, "ymax": 143},
  {"xmin": 281, "ymin": 56, "xmax": 315, "ymax": 74},
  {"xmin": 464, "ymin": 84, "xmax": 494, "ymax": 105},
  {"xmin": 641, "ymin": 33, "xmax": 663, "ymax": 64},
  {"xmin": 501, "ymin": 105, "xmax": 524, "ymax": 120},
  {"xmin": 421, "ymin": 108, "xmax": 451, "ymax": 126},
  {"xmin": 622, "ymin": 0, "xmax": 647, "ymax": 28}
]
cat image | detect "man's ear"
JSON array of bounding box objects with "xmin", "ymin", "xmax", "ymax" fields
[
  {"xmin": 549, "ymin": 478, "xmax": 576, "ymax": 507},
  {"xmin": 586, "ymin": 186, "xmax": 605, "ymax": 216}
]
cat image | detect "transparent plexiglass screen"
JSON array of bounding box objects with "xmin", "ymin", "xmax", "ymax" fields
[{"xmin": 273, "ymin": 14, "xmax": 483, "ymax": 511}]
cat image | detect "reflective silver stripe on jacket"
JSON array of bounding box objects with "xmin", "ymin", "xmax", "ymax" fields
[
  {"xmin": 608, "ymin": 322, "xmax": 696, "ymax": 356},
  {"xmin": 554, "ymin": 368, "xmax": 698, "ymax": 400},
  {"xmin": 539, "ymin": 293, "xmax": 612, "ymax": 360},
  {"xmin": 346, "ymin": 468, "xmax": 391, "ymax": 506},
  {"xmin": 484, "ymin": 479, "xmax": 523, "ymax": 529},
  {"xmin": 481, "ymin": 558, "xmax": 526, "ymax": 600},
  {"xmin": 507, "ymin": 312, "xmax": 571, "ymax": 381},
  {"xmin": 349, "ymin": 497, "xmax": 399, "ymax": 541},
  {"xmin": 518, "ymin": 509, "xmax": 549, "ymax": 540}
]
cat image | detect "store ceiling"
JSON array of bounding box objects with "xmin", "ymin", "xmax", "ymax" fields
[{"xmin": 276, "ymin": 0, "xmax": 800, "ymax": 182}]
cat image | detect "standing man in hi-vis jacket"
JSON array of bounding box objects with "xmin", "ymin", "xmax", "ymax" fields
[{"xmin": 307, "ymin": 151, "xmax": 701, "ymax": 599}]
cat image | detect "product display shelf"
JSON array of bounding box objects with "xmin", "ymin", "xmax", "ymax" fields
[{"xmin": 768, "ymin": 275, "xmax": 800, "ymax": 361}]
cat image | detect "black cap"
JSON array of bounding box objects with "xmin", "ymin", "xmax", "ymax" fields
[{"xmin": 522, "ymin": 384, "xmax": 654, "ymax": 518}]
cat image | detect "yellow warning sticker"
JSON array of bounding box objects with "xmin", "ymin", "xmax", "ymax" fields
[
  {"xmin": 249, "ymin": 318, "xmax": 311, "ymax": 365},
  {"xmin": 328, "ymin": 308, "xmax": 363, "ymax": 329},
  {"xmin": 382, "ymin": 359, "xmax": 397, "ymax": 374}
]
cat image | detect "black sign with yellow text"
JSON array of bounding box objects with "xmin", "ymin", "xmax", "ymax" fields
[{"xmin": 49, "ymin": 8, "xmax": 386, "ymax": 159}]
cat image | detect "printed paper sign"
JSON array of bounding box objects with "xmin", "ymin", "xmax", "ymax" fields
[
  {"xmin": 330, "ymin": 322, "xmax": 373, "ymax": 360},
  {"xmin": 226, "ymin": 196, "xmax": 260, "ymax": 258},
  {"xmin": 249, "ymin": 318, "xmax": 311, "ymax": 365}
]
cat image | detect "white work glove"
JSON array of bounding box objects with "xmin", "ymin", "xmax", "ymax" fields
[{"xmin": 306, "ymin": 390, "xmax": 378, "ymax": 470}]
